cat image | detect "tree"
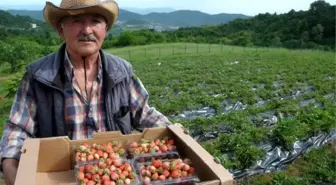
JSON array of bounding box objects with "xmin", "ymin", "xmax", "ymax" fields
[{"xmin": 312, "ymin": 24, "xmax": 324, "ymax": 42}]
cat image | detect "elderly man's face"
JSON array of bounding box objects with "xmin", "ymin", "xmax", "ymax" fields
[{"xmin": 58, "ymin": 13, "xmax": 107, "ymax": 57}]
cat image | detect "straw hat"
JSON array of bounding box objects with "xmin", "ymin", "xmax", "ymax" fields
[{"xmin": 43, "ymin": 0, "xmax": 119, "ymax": 30}]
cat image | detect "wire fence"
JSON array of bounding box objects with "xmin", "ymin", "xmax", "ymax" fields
[{"xmin": 108, "ymin": 43, "xmax": 323, "ymax": 60}]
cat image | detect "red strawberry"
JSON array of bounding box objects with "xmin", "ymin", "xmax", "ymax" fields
[
  {"xmin": 94, "ymin": 153, "xmax": 100, "ymax": 160},
  {"xmin": 152, "ymin": 173, "xmax": 159, "ymax": 180},
  {"xmin": 188, "ymin": 167, "xmax": 195, "ymax": 174},
  {"xmin": 77, "ymin": 172, "xmax": 85, "ymax": 180},
  {"xmin": 113, "ymin": 159, "xmax": 122, "ymax": 167},
  {"xmin": 110, "ymin": 172, "xmax": 119, "ymax": 180},
  {"xmin": 119, "ymin": 173, "xmax": 126, "ymax": 180},
  {"xmin": 163, "ymin": 170, "xmax": 170, "ymax": 178},
  {"xmin": 92, "ymin": 174, "xmax": 100, "ymax": 182},
  {"xmin": 154, "ymin": 139, "xmax": 160, "ymax": 145},
  {"xmin": 85, "ymin": 173, "xmax": 92, "ymax": 180},
  {"xmin": 102, "ymin": 174, "xmax": 110, "ymax": 181},
  {"xmin": 109, "ymin": 153, "xmax": 119, "ymax": 160},
  {"xmin": 162, "ymin": 162, "xmax": 170, "ymax": 170},
  {"xmin": 160, "ymin": 145, "xmax": 168, "ymax": 152},
  {"xmin": 87, "ymin": 154, "xmax": 94, "ymax": 161},
  {"xmin": 159, "ymin": 175, "xmax": 166, "ymax": 181},
  {"xmin": 149, "ymin": 166, "xmax": 156, "ymax": 174},
  {"xmin": 183, "ymin": 164, "xmax": 190, "ymax": 171},
  {"xmin": 181, "ymin": 171, "xmax": 188, "ymax": 177},
  {"xmin": 171, "ymin": 170, "xmax": 181, "ymax": 179},
  {"xmin": 152, "ymin": 160, "xmax": 161, "ymax": 168},
  {"xmin": 86, "ymin": 180, "xmax": 95, "ymax": 185},
  {"xmin": 79, "ymin": 166, "xmax": 85, "ymax": 172},
  {"xmin": 103, "ymin": 180, "xmax": 112, "ymax": 185},
  {"xmin": 130, "ymin": 142, "xmax": 138, "ymax": 148},
  {"xmin": 122, "ymin": 170, "xmax": 129, "ymax": 177},
  {"xmin": 110, "ymin": 165, "xmax": 116, "ymax": 172},
  {"xmin": 97, "ymin": 150, "xmax": 104, "ymax": 157},
  {"xmin": 168, "ymin": 140, "xmax": 174, "ymax": 145}
]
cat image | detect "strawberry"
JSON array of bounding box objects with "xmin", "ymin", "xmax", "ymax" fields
[
  {"xmin": 110, "ymin": 172, "xmax": 119, "ymax": 181},
  {"xmin": 94, "ymin": 153, "xmax": 100, "ymax": 160},
  {"xmin": 163, "ymin": 170, "xmax": 170, "ymax": 178},
  {"xmin": 143, "ymin": 176, "xmax": 151, "ymax": 185},
  {"xmin": 109, "ymin": 153, "xmax": 119, "ymax": 160},
  {"xmin": 116, "ymin": 179, "xmax": 124, "ymax": 185},
  {"xmin": 171, "ymin": 170, "xmax": 181, "ymax": 179},
  {"xmin": 118, "ymin": 149, "xmax": 126, "ymax": 156},
  {"xmin": 87, "ymin": 154, "xmax": 94, "ymax": 161},
  {"xmin": 97, "ymin": 150, "xmax": 104, "ymax": 157},
  {"xmin": 181, "ymin": 171, "xmax": 188, "ymax": 177},
  {"xmin": 110, "ymin": 165, "xmax": 116, "ymax": 172},
  {"xmin": 124, "ymin": 178, "xmax": 131, "ymax": 185},
  {"xmin": 160, "ymin": 145, "xmax": 168, "ymax": 152},
  {"xmin": 113, "ymin": 159, "xmax": 122, "ymax": 167},
  {"xmin": 103, "ymin": 168, "xmax": 111, "ymax": 175},
  {"xmin": 77, "ymin": 172, "xmax": 85, "ymax": 180},
  {"xmin": 85, "ymin": 173, "xmax": 92, "ymax": 180},
  {"xmin": 162, "ymin": 162, "xmax": 170, "ymax": 170},
  {"xmin": 183, "ymin": 164, "xmax": 190, "ymax": 171},
  {"xmin": 129, "ymin": 142, "xmax": 138, "ymax": 148},
  {"xmin": 122, "ymin": 170, "xmax": 129, "ymax": 177},
  {"xmin": 102, "ymin": 174, "xmax": 110, "ymax": 181},
  {"xmin": 154, "ymin": 139, "xmax": 160, "ymax": 145},
  {"xmin": 106, "ymin": 158, "xmax": 113, "ymax": 166},
  {"xmin": 103, "ymin": 180, "xmax": 112, "ymax": 185},
  {"xmin": 149, "ymin": 166, "xmax": 156, "ymax": 174},
  {"xmin": 86, "ymin": 180, "xmax": 95, "ymax": 185},
  {"xmin": 79, "ymin": 166, "xmax": 85, "ymax": 172},
  {"xmin": 103, "ymin": 152, "xmax": 109, "ymax": 159},
  {"xmin": 119, "ymin": 173, "xmax": 126, "ymax": 180},
  {"xmin": 152, "ymin": 160, "xmax": 161, "ymax": 168},
  {"xmin": 159, "ymin": 175, "xmax": 166, "ymax": 181},
  {"xmin": 92, "ymin": 174, "xmax": 100, "ymax": 182},
  {"xmin": 188, "ymin": 167, "xmax": 195, "ymax": 174},
  {"xmin": 152, "ymin": 173, "xmax": 159, "ymax": 180},
  {"xmin": 168, "ymin": 139, "xmax": 174, "ymax": 145}
]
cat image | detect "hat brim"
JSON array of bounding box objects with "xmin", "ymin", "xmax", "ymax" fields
[{"xmin": 43, "ymin": 1, "xmax": 119, "ymax": 30}]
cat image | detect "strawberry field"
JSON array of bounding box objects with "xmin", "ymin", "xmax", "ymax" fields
[{"xmin": 113, "ymin": 45, "xmax": 336, "ymax": 184}]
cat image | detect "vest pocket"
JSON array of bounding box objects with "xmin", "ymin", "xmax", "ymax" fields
[{"xmin": 113, "ymin": 106, "xmax": 131, "ymax": 135}]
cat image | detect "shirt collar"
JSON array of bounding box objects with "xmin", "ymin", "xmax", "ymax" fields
[{"xmin": 64, "ymin": 48, "xmax": 103, "ymax": 83}]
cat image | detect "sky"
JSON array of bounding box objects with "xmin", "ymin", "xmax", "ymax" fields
[{"xmin": 0, "ymin": 0, "xmax": 335, "ymax": 16}]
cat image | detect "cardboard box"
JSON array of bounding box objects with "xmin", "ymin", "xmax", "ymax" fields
[{"xmin": 15, "ymin": 125, "xmax": 234, "ymax": 185}]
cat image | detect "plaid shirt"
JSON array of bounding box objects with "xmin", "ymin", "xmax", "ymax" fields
[{"xmin": 0, "ymin": 50, "xmax": 171, "ymax": 163}]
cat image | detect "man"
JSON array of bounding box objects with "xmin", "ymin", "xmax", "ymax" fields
[{"xmin": 0, "ymin": 0, "xmax": 173, "ymax": 184}]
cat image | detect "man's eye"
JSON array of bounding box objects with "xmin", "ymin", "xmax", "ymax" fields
[
  {"xmin": 93, "ymin": 19, "xmax": 102, "ymax": 23},
  {"xmin": 72, "ymin": 19, "xmax": 80, "ymax": 23}
]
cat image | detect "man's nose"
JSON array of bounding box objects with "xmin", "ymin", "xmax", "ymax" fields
[{"xmin": 81, "ymin": 20, "xmax": 94, "ymax": 35}]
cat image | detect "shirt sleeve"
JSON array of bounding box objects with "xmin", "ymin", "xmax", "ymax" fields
[
  {"xmin": 0, "ymin": 72, "xmax": 37, "ymax": 166},
  {"xmin": 129, "ymin": 73, "xmax": 172, "ymax": 130}
]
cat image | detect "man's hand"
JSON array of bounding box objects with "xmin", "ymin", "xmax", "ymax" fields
[{"xmin": 2, "ymin": 159, "xmax": 19, "ymax": 185}]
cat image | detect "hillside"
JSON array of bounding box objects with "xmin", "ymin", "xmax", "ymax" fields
[
  {"xmin": 163, "ymin": 0, "xmax": 335, "ymax": 49},
  {"xmin": 6, "ymin": 9, "xmax": 250, "ymax": 28},
  {"xmin": 0, "ymin": 10, "xmax": 46, "ymax": 29}
]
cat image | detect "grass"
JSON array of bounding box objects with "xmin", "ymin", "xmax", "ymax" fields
[{"xmin": 0, "ymin": 43, "xmax": 335, "ymax": 184}]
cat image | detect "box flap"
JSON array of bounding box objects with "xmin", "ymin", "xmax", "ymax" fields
[
  {"xmin": 38, "ymin": 137, "xmax": 71, "ymax": 172},
  {"xmin": 15, "ymin": 139, "xmax": 40, "ymax": 185},
  {"xmin": 35, "ymin": 171, "xmax": 76, "ymax": 185},
  {"xmin": 93, "ymin": 131, "xmax": 123, "ymax": 139},
  {"xmin": 168, "ymin": 125, "xmax": 234, "ymax": 185}
]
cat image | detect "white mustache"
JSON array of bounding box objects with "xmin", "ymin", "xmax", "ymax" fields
[{"xmin": 77, "ymin": 35, "xmax": 97, "ymax": 41}]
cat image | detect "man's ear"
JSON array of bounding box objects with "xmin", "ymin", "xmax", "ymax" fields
[{"xmin": 56, "ymin": 23, "xmax": 65, "ymax": 40}]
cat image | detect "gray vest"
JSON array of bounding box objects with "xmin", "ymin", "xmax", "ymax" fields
[{"xmin": 25, "ymin": 43, "xmax": 135, "ymax": 138}]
